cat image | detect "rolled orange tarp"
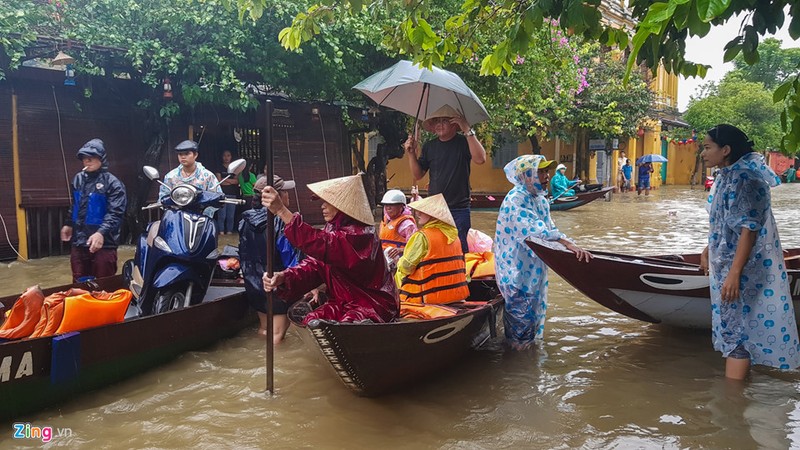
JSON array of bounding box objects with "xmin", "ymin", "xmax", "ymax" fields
[
  {"xmin": 399, "ymin": 302, "xmax": 458, "ymax": 320},
  {"xmin": 29, "ymin": 288, "xmax": 88, "ymax": 339},
  {"xmin": 465, "ymin": 251, "xmax": 496, "ymax": 279},
  {"xmin": 55, "ymin": 289, "xmax": 133, "ymax": 335},
  {"xmin": 0, "ymin": 286, "xmax": 45, "ymax": 340}
]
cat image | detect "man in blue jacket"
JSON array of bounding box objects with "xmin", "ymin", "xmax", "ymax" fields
[{"xmin": 60, "ymin": 139, "xmax": 127, "ymax": 282}]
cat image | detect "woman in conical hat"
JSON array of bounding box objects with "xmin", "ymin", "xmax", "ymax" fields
[
  {"xmin": 260, "ymin": 174, "xmax": 398, "ymax": 325},
  {"xmin": 394, "ymin": 194, "xmax": 470, "ymax": 307},
  {"xmin": 495, "ymin": 155, "xmax": 592, "ymax": 350}
]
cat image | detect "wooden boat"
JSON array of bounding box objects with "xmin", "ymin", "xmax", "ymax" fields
[
  {"xmin": 0, "ymin": 275, "xmax": 251, "ymax": 421},
  {"xmin": 469, "ymin": 186, "xmax": 614, "ymax": 211},
  {"xmin": 527, "ymin": 237, "xmax": 800, "ymax": 329},
  {"xmin": 549, "ymin": 186, "xmax": 614, "ymax": 211},
  {"xmin": 288, "ymin": 279, "xmax": 502, "ymax": 396}
]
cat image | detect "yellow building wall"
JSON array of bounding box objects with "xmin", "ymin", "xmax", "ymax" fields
[
  {"xmin": 383, "ymin": 136, "xmax": 576, "ymax": 193},
  {"xmin": 665, "ymin": 142, "xmax": 698, "ymax": 185}
]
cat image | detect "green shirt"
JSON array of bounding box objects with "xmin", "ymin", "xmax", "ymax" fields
[{"xmin": 238, "ymin": 172, "xmax": 257, "ymax": 196}]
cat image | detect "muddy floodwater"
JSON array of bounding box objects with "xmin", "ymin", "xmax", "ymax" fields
[{"xmin": 1, "ymin": 185, "xmax": 800, "ymax": 449}]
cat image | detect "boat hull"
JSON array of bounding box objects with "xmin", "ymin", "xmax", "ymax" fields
[
  {"xmin": 0, "ymin": 275, "xmax": 252, "ymax": 420},
  {"xmin": 549, "ymin": 186, "xmax": 614, "ymax": 211},
  {"xmin": 470, "ymin": 187, "xmax": 613, "ymax": 211},
  {"xmin": 527, "ymin": 238, "xmax": 800, "ymax": 329},
  {"xmin": 290, "ymin": 283, "xmax": 502, "ymax": 396}
]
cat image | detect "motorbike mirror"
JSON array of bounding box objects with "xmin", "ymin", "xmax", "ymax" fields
[
  {"xmin": 228, "ymin": 159, "xmax": 246, "ymax": 175},
  {"xmin": 143, "ymin": 166, "xmax": 160, "ymax": 180}
]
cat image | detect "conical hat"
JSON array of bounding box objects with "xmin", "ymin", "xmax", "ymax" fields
[
  {"xmin": 422, "ymin": 105, "xmax": 461, "ymax": 132},
  {"xmin": 307, "ymin": 175, "xmax": 374, "ymax": 225},
  {"xmin": 407, "ymin": 194, "xmax": 455, "ymax": 227}
]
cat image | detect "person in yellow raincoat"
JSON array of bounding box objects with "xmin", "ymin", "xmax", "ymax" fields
[{"xmin": 395, "ymin": 194, "xmax": 470, "ymax": 319}]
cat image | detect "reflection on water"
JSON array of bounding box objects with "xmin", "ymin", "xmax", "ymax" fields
[{"xmin": 1, "ymin": 185, "xmax": 800, "ymax": 448}]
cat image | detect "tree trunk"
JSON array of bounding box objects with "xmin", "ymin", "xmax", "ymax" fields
[
  {"xmin": 575, "ymin": 129, "xmax": 589, "ymax": 180},
  {"xmin": 529, "ymin": 134, "xmax": 541, "ymax": 155},
  {"xmin": 124, "ymin": 111, "xmax": 167, "ymax": 242},
  {"xmin": 689, "ymin": 146, "xmax": 703, "ymax": 189}
]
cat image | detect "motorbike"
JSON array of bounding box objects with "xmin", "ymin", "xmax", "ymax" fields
[
  {"xmin": 124, "ymin": 159, "xmax": 246, "ymax": 316},
  {"xmin": 704, "ymin": 175, "xmax": 714, "ymax": 191}
]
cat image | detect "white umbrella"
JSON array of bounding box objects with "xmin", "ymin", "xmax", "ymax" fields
[{"xmin": 353, "ymin": 60, "xmax": 490, "ymax": 127}]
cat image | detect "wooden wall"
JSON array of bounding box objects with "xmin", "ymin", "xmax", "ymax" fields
[
  {"xmin": 0, "ymin": 86, "xmax": 18, "ymax": 260},
  {"xmin": 0, "ymin": 67, "xmax": 351, "ymax": 260}
]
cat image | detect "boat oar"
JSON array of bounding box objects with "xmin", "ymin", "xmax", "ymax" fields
[{"xmin": 264, "ymin": 99, "xmax": 275, "ymax": 395}]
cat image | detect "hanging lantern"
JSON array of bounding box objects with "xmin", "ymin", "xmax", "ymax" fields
[
  {"xmin": 637, "ymin": 128, "xmax": 645, "ymax": 137},
  {"xmin": 64, "ymin": 64, "xmax": 76, "ymax": 86},
  {"xmin": 51, "ymin": 51, "xmax": 75, "ymax": 66},
  {"xmin": 163, "ymin": 77, "xmax": 173, "ymax": 99}
]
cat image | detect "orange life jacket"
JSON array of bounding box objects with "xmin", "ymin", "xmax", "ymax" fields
[
  {"xmin": 30, "ymin": 288, "xmax": 88, "ymax": 338},
  {"xmin": 465, "ymin": 251, "xmax": 496, "ymax": 279},
  {"xmin": 55, "ymin": 289, "xmax": 132, "ymax": 335},
  {"xmin": 0, "ymin": 286, "xmax": 45, "ymax": 340},
  {"xmin": 380, "ymin": 215, "xmax": 415, "ymax": 250},
  {"xmin": 399, "ymin": 227, "xmax": 469, "ymax": 304}
]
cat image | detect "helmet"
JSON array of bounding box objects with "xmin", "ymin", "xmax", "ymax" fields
[
  {"xmin": 380, "ymin": 189, "xmax": 407, "ymax": 205},
  {"xmin": 556, "ymin": 163, "xmax": 567, "ymax": 172},
  {"xmin": 174, "ymin": 140, "xmax": 199, "ymax": 152}
]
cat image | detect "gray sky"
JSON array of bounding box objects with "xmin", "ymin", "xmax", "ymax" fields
[{"xmin": 678, "ymin": 13, "xmax": 799, "ymax": 111}]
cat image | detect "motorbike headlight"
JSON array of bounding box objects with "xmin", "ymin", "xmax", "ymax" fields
[
  {"xmin": 171, "ymin": 185, "xmax": 196, "ymax": 207},
  {"xmin": 153, "ymin": 236, "xmax": 172, "ymax": 253}
]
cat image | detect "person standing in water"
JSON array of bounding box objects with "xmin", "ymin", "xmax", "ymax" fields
[
  {"xmin": 61, "ymin": 139, "xmax": 127, "ymax": 282},
  {"xmin": 700, "ymin": 123, "xmax": 800, "ymax": 380}
]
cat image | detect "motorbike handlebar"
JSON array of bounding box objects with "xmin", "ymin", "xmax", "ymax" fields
[
  {"xmin": 141, "ymin": 203, "xmax": 162, "ymax": 211},
  {"xmin": 221, "ymin": 199, "xmax": 246, "ymax": 205}
]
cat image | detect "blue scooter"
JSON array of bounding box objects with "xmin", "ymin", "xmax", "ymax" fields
[{"xmin": 124, "ymin": 159, "xmax": 246, "ymax": 316}]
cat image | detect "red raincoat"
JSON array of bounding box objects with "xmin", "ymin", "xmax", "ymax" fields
[{"xmin": 278, "ymin": 212, "xmax": 399, "ymax": 324}]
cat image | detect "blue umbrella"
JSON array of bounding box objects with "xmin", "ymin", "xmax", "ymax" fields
[{"xmin": 637, "ymin": 154, "xmax": 668, "ymax": 164}]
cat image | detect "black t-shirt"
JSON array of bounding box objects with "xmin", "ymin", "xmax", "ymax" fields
[{"xmin": 418, "ymin": 134, "xmax": 472, "ymax": 209}]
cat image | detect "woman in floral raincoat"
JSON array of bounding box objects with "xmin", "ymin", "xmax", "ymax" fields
[
  {"xmin": 700, "ymin": 124, "xmax": 800, "ymax": 380},
  {"xmin": 494, "ymin": 155, "xmax": 592, "ymax": 350}
]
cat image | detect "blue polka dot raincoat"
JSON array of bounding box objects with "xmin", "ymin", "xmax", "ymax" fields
[
  {"xmin": 706, "ymin": 152, "xmax": 800, "ymax": 369},
  {"xmin": 495, "ymin": 155, "xmax": 566, "ymax": 347}
]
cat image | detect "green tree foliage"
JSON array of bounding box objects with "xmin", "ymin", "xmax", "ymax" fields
[
  {"xmin": 684, "ymin": 76, "xmax": 783, "ymax": 151},
  {"xmin": 0, "ymin": 1, "xmax": 56, "ymax": 79},
  {"xmin": 0, "ymin": 0, "xmax": 391, "ymax": 114},
  {"xmin": 568, "ymin": 48, "xmax": 653, "ymax": 140},
  {"xmin": 267, "ymin": 0, "xmax": 800, "ymax": 154},
  {"xmin": 732, "ymin": 37, "xmax": 800, "ymax": 90}
]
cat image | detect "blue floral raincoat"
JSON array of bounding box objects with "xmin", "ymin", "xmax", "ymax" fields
[
  {"xmin": 495, "ymin": 155, "xmax": 566, "ymax": 347},
  {"xmin": 706, "ymin": 152, "xmax": 800, "ymax": 369}
]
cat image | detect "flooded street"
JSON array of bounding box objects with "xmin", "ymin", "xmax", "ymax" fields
[{"xmin": 2, "ymin": 184, "xmax": 800, "ymax": 449}]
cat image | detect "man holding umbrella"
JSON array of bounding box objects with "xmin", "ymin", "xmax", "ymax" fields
[{"xmin": 404, "ymin": 105, "xmax": 486, "ymax": 253}]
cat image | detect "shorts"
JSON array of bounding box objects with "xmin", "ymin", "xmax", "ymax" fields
[{"xmin": 638, "ymin": 179, "xmax": 651, "ymax": 189}]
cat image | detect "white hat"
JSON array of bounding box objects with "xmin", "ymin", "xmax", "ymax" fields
[
  {"xmin": 307, "ymin": 174, "xmax": 374, "ymax": 225},
  {"xmin": 407, "ymin": 193, "xmax": 455, "ymax": 227},
  {"xmin": 380, "ymin": 189, "xmax": 407, "ymax": 205},
  {"xmin": 556, "ymin": 163, "xmax": 567, "ymax": 172}
]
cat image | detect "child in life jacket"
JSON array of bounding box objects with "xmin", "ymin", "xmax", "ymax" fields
[
  {"xmin": 395, "ymin": 193, "xmax": 469, "ymax": 305},
  {"xmin": 379, "ymin": 189, "xmax": 417, "ymax": 269}
]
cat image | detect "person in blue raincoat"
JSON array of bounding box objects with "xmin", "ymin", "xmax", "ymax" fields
[
  {"xmin": 700, "ymin": 124, "xmax": 800, "ymax": 380},
  {"xmin": 549, "ymin": 163, "xmax": 580, "ymax": 199},
  {"xmin": 60, "ymin": 139, "xmax": 127, "ymax": 283},
  {"xmin": 239, "ymin": 175, "xmax": 304, "ymax": 344},
  {"xmin": 494, "ymin": 155, "xmax": 592, "ymax": 350}
]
